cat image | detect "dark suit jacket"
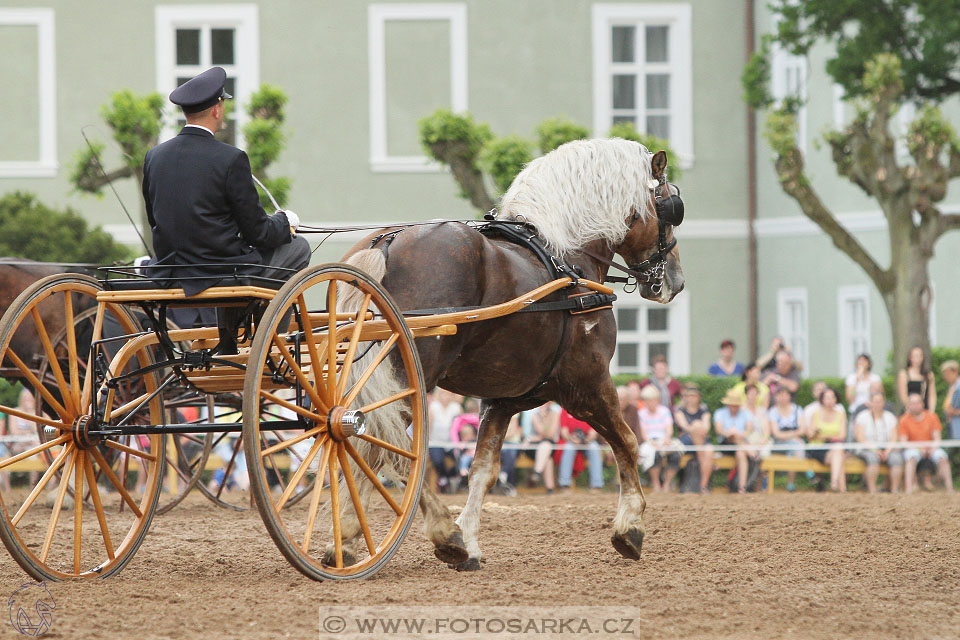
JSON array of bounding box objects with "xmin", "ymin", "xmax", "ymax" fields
[{"xmin": 142, "ymin": 126, "xmax": 291, "ymax": 294}]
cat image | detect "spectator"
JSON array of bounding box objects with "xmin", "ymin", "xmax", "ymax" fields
[
  {"xmin": 451, "ymin": 398, "xmax": 480, "ymax": 488},
  {"xmin": 845, "ymin": 354, "xmax": 882, "ymax": 415},
  {"xmin": 457, "ymin": 423, "xmax": 477, "ymax": 480},
  {"xmin": 940, "ymin": 360, "xmax": 960, "ymax": 441},
  {"xmin": 803, "ymin": 381, "xmax": 827, "ymax": 425},
  {"xmin": 768, "ymin": 385, "xmax": 808, "ymax": 491},
  {"xmin": 853, "ymin": 391, "xmax": 902, "ymax": 493},
  {"xmin": 851, "ymin": 379, "xmax": 896, "ymax": 421},
  {"xmin": 807, "ymin": 387, "xmax": 847, "ymax": 492},
  {"xmin": 618, "ymin": 385, "xmax": 642, "ymax": 445},
  {"xmin": 557, "ymin": 409, "xmax": 604, "ymax": 492},
  {"xmin": 8, "ymin": 389, "xmax": 42, "ymax": 487},
  {"xmin": 639, "ymin": 385, "xmax": 679, "ymax": 492},
  {"xmin": 708, "ymin": 339, "xmax": 744, "ymax": 377},
  {"xmin": 761, "ymin": 350, "xmax": 801, "ymax": 401},
  {"xmin": 499, "ymin": 413, "xmax": 523, "ymax": 489},
  {"xmin": 674, "ymin": 384, "xmax": 713, "ymax": 493},
  {"xmin": 640, "ymin": 355, "xmax": 682, "ymax": 409},
  {"xmin": 756, "ymin": 336, "xmax": 790, "ymax": 372},
  {"xmin": 733, "ymin": 362, "xmax": 770, "ymax": 408},
  {"xmin": 713, "ymin": 389, "xmax": 753, "ymax": 494},
  {"xmin": 898, "ymin": 393, "xmax": 954, "ymax": 494},
  {"xmin": 897, "ymin": 346, "xmax": 937, "ymax": 413},
  {"xmin": 743, "ymin": 384, "xmax": 772, "ymax": 467},
  {"xmin": 428, "ymin": 389, "xmax": 463, "ymax": 492},
  {"xmin": 525, "ymin": 402, "xmax": 559, "ymax": 493}
]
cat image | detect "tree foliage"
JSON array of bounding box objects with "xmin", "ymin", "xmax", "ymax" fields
[
  {"xmin": 419, "ymin": 109, "xmax": 681, "ymax": 215},
  {"xmin": 243, "ymin": 84, "xmax": 291, "ymax": 210},
  {"xmin": 0, "ymin": 192, "xmax": 132, "ymax": 263}
]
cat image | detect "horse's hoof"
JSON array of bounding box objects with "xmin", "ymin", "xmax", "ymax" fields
[
  {"xmin": 448, "ymin": 557, "xmax": 482, "ymax": 571},
  {"xmin": 611, "ymin": 527, "xmax": 644, "ymax": 560},
  {"xmin": 433, "ymin": 532, "xmax": 469, "ymax": 565},
  {"xmin": 322, "ymin": 547, "xmax": 357, "ymax": 567}
]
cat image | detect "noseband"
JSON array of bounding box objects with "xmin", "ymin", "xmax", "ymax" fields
[{"xmin": 585, "ymin": 177, "xmax": 683, "ymax": 295}]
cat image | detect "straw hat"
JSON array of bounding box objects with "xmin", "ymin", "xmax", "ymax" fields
[{"xmin": 721, "ymin": 388, "xmax": 744, "ymax": 406}]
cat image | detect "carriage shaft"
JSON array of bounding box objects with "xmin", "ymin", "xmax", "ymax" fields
[{"xmin": 87, "ymin": 419, "xmax": 303, "ymax": 437}]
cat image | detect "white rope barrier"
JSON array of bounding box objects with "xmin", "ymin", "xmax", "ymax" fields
[{"xmin": 430, "ymin": 439, "xmax": 960, "ymax": 454}]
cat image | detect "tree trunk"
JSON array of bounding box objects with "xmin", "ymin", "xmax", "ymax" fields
[{"xmin": 883, "ymin": 226, "xmax": 932, "ymax": 372}]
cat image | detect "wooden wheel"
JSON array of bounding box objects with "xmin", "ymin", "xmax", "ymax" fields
[
  {"xmin": 243, "ymin": 264, "xmax": 427, "ymax": 580},
  {"xmin": 0, "ymin": 274, "xmax": 164, "ymax": 580}
]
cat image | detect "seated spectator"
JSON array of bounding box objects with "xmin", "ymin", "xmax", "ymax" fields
[
  {"xmin": 807, "ymin": 387, "xmax": 847, "ymax": 492},
  {"xmin": 941, "ymin": 360, "xmax": 960, "ymax": 441},
  {"xmin": 499, "ymin": 413, "xmax": 523, "ymax": 489},
  {"xmin": 618, "ymin": 385, "xmax": 642, "ymax": 446},
  {"xmin": 898, "ymin": 393, "xmax": 954, "ymax": 494},
  {"xmin": 761, "ymin": 350, "xmax": 801, "ymax": 401},
  {"xmin": 524, "ymin": 402, "xmax": 559, "ymax": 493},
  {"xmin": 639, "ymin": 385, "xmax": 679, "ymax": 492},
  {"xmin": 451, "ymin": 399, "xmax": 480, "ymax": 488},
  {"xmin": 853, "ymin": 391, "xmax": 902, "ymax": 493},
  {"xmin": 708, "ymin": 339, "xmax": 744, "ymax": 377},
  {"xmin": 897, "ymin": 346, "xmax": 937, "ymax": 413},
  {"xmin": 428, "ymin": 389, "xmax": 463, "ymax": 492},
  {"xmin": 733, "ymin": 362, "xmax": 770, "ymax": 409},
  {"xmin": 851, "ymin": 379, "xmax": 895, "ymax": 421},
  {"xmin": 768, "ymin": 385, "xmax": 807, "ymax": 491},
  {"xmin": 713, "ymin": 389, "xmax": 753, "ymax": 494},
  {"xmin": 743, "ymin": 384, "xmax": 772, "ymax": 477},
  {"xmin": 803, "ymin": 381, "xmax": 827, "ymax": 426},
  {"xmin": 457, "ymin": 423, "xmax": 477, "ymax": 479},
  {"xmin": 640, "ymin": 355, "xmax": 682, "ymax": 410},
  {"xmin": 673, "ymin": 384, "xmax": 713, "ymax": 493},
  {"xmin": 845, "ymin": 353, "xmax": 882, "ymax": 416},
  {"xmin": 557, "ymin": 409, "xmax": 604, "ymax": 492}
]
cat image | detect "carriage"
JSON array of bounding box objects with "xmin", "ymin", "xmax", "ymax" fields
[{"xmin": 0, "ymin": 139, "xmax": 684, "ymax": 582}]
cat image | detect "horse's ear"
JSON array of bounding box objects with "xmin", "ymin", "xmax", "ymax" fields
[{"xmin": 651, "ymin": 151, "xmax": 668, "ymax": 179}]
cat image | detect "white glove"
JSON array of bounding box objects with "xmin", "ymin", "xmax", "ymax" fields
[{"xmin": 282, "ymin": 209, "xmax": 300, "ymax": 235}]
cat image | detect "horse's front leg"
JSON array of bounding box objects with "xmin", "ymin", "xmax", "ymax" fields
[{"xmin": 451, "ymin": 401, "xmax": 513, "ymax": 571}]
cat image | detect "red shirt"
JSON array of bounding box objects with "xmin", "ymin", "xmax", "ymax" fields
[{"xmin": 559, "ymin": 410, "xmax": 594, "ymax": 437}]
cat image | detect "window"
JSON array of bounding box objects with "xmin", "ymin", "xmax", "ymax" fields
[
  {"xmin": 777, "ymin": 288, "xmax": 808, "ymax": 372},
  {"xmin": 611, "ymin": 293, "xmax": 690, "ymax": 376},
  {"xmin": 0, "ymin": 8, "xmax": 56, "ymax": 177},
  {"xmin": 837, "ymin": 286, "xmax": 870, "ymax": 375},
  {"xmin": 770, "ymin": 40, "xmax": 806, "ymax": 153},
  {"xmin": 592, "ymin": 4, "xmax": 693, "ymax": 167},
  {"xmin": 155, "ymin": 5, "xmax": 259, "ymax": 147},
  {"xmin": 368, "ymin": 4, "xmax": 467, "ymax": 172}
]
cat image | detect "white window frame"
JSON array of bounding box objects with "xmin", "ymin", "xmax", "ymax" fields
[
  {"xmin": 155, "ymin": 4, "xmax": 260, "ymax": 146},
  {"xmin": 611, "ymin": 292, "xmax": 690, "ymax": 376},
  {"xmin": 591, "ymin": 3, "xmax": 693, "ymax": 168},
  {"xmin": 837, "ymin": 285, "xmax": 871, "ymax": 375},
  {"xmin": 770, "ymin": 40, "xmax": 807, "ymax": 154},
  {"xmin": 368, "ymin": 3, "xmax": 467, "ymax": 173},
  {"xmin": 777, "ymin": 287, "xmax": 809, "ymax": 373},
  {"xmin": 0, "ymin": 8, "xmax": 56, "ymax": 177}
]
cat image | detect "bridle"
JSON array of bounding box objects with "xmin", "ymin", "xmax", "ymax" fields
[{"xmin": 582, "ymin": 175, "xmax": 684, "ymax": 295}]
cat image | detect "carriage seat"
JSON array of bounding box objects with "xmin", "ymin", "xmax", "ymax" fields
[{"xmin": 100, "ymin": 274, "xmax": 285, "ymax": 292}]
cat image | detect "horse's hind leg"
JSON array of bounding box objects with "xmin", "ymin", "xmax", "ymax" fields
[
  {"xmin": 451, "ymin": 400, "xmax": 516, "ymax": 571},
  {"xmin": 419, "ymin": 483, "xmax": 468, "ymax": 565},
  {"xmin": 565, "ymin": 377, "xmax": 646, "ymax": 560}
]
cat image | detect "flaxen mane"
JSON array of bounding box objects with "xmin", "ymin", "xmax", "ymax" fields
[{"xmin": 497, "ymin": 138, "xmax": 655, "ymax": 255}]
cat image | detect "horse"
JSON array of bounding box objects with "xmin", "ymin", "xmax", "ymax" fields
[{"xmin": 335, "ymin": 137, "xmax": 685, "ymax": 570}]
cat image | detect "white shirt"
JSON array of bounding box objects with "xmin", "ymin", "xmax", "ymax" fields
[
  {"xmin": 428, "ymin": 400, "xmax": 462, "ymax": 446},
  {"xmin": 854, "ymin": 410, "xmax": 897, "ymax": 446},
  {"xmin": 184, "ymin": 123, "xmax": 214, "ymax": 136},
  {"xmin": 845, "ymin": 372, "xmax": 882, "ymax": 410}
]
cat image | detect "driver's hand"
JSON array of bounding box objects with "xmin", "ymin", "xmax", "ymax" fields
[{"xmin": 283, "ymin": 209, "xmax": 300, "ymax": 235}]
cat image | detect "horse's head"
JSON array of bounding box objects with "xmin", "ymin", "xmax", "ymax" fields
[{"xmin": 615, "ymin": 150, "xmax": 685, "ymax": 303}]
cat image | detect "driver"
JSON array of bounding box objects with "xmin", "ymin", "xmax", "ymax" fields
[{"xmin": 141, "ymin": 66, "xmax": 309, "ymax": 296}]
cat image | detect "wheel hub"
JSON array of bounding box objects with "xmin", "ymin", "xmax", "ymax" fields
[
  {"xmin": 327, "ymin": 407, "xmax": 366, "ymax": 441},
  {"xmin": 71, "ymin": 414, "xmax": 101, "ymax": 449}
]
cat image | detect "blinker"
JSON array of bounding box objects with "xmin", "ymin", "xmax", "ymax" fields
[{"xmin": 656, "ymin": 194, "xmax": 684, "ymax": 226}]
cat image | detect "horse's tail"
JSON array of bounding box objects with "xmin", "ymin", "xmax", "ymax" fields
[{"xmin": 340, "ymin": 248, "xmax": 410, "ymax": 479}]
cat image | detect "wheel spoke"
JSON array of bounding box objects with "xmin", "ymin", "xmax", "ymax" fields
[
  {"xmin": 105, "ymin": 439, "xmax": 157, "ymax": 462},
  {"xmin": 0, "ymin": 403, "xmax": 66, "ymax": 431},
  {"xmin": 270, "ymin": 335, "xmax": 328, "ymax": 415},
  {"xmin": 260, "ymin": 425, "xmax": 325, "ymax": 458},
  {"xmin": 80, "ymin": 303, "xmax": 106, "ymax": 410},
  {"xmin": 30, "ymin": 307, "xmax": 77, "ymax": 417},
  {"xmin": 341, "ymin": 334, "xmax": 398, "ymax": 409},
  {"xmin": 335, "ymin": 294, "xmax": 372, "ymax": 402},
  {"xmin": 325, "ymin": 285, "xmax": 339, "ymax": 404},
  {"xmin": 259, "ymin": 389, "xmax": 324, "ymax": 423},
  {"xmin": 6, "ymin": 349, "xmax": 69, "ymax": 419},
  {"xmin": 104, "ymin": 390, "xmax": 151, "ymax": 422},
  {"xmin": 329, "ymin": 445, "xmax": 343, "ymax": 568},
  {"xmin": 215, "ymin": 436, "xmax": 244, "ymax": 500},
  {"xmin": 301, "ymin": 443, "xmax": 334, "ymax": 553},
  {"xmin": 356, "ymin": 433, "xmax": 416, "ymax": 460},
  {"xmin": 276, "ymin": 434, "xmax": 328, "ymax": 512},
  {"xmin": 297, "ymin": 294, "xmax": 331, "ymax": 407},
  {"xmin": 344, "ymin": 440, "xmax": 402, "ymax": 515},
  {"xmin": 40, "ymin": 446, "xmax": 77, "ymax": 563},
  {"xmin": 90, "ymin": 448, "xmax": 142, "ymax": 518},
  {"xmin": 337, "ymin": 444, "xmax": 376, "ymax": 556},
  {"xmin": 260, "ymin": 433, "xmax": 287, "ymax": 493},
  {"xmin": 64, "ymin": 292, "xmax": 81, "ymax": 408},
  {"xmin": 83, "ymin": 454, "xmax": 114, "ymax": 560},
  {"xmin": 358, "ymin": 388, "xmax": 417, "ymax": 415},
  {"xmin": 0, "ymin": 434, "xmax": 69, "ymax": 471},
  {"xmin": 74, "ymin": 450, "xmax": 85, "ymax": 573},
  {"xmin": 11, "ymin": 443, "xmax": 71, "ymax": 526}
]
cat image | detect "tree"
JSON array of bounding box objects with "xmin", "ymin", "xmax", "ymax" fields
[
  {"xmin": 0, "ymin": 191, "xmax": 132, "ymax": 263},
  {"xmin": 70, "ymin": 85, "xmax": 292, "ymax": 248},
  {"xmin": 742, "ymin": 0, "xmax": 960, "ymax": 369},
  {"xmin": 418, "ymin": 110, "xmax": 680, "ymax": 216}
]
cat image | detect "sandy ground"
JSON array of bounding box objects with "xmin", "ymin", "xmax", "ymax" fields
[{"xmin": 2, "ymin": 489, "xmax": 958, "ymax": 639}]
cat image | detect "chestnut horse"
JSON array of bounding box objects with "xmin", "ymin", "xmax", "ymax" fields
[{"xmin": 339, "ymin": 138, "xmax": 685, "ymax": 569}]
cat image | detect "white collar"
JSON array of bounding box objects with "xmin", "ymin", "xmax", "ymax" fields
[{"xmin": 184, "ymin": 123, "xmax": 214, "ymax": 136}]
